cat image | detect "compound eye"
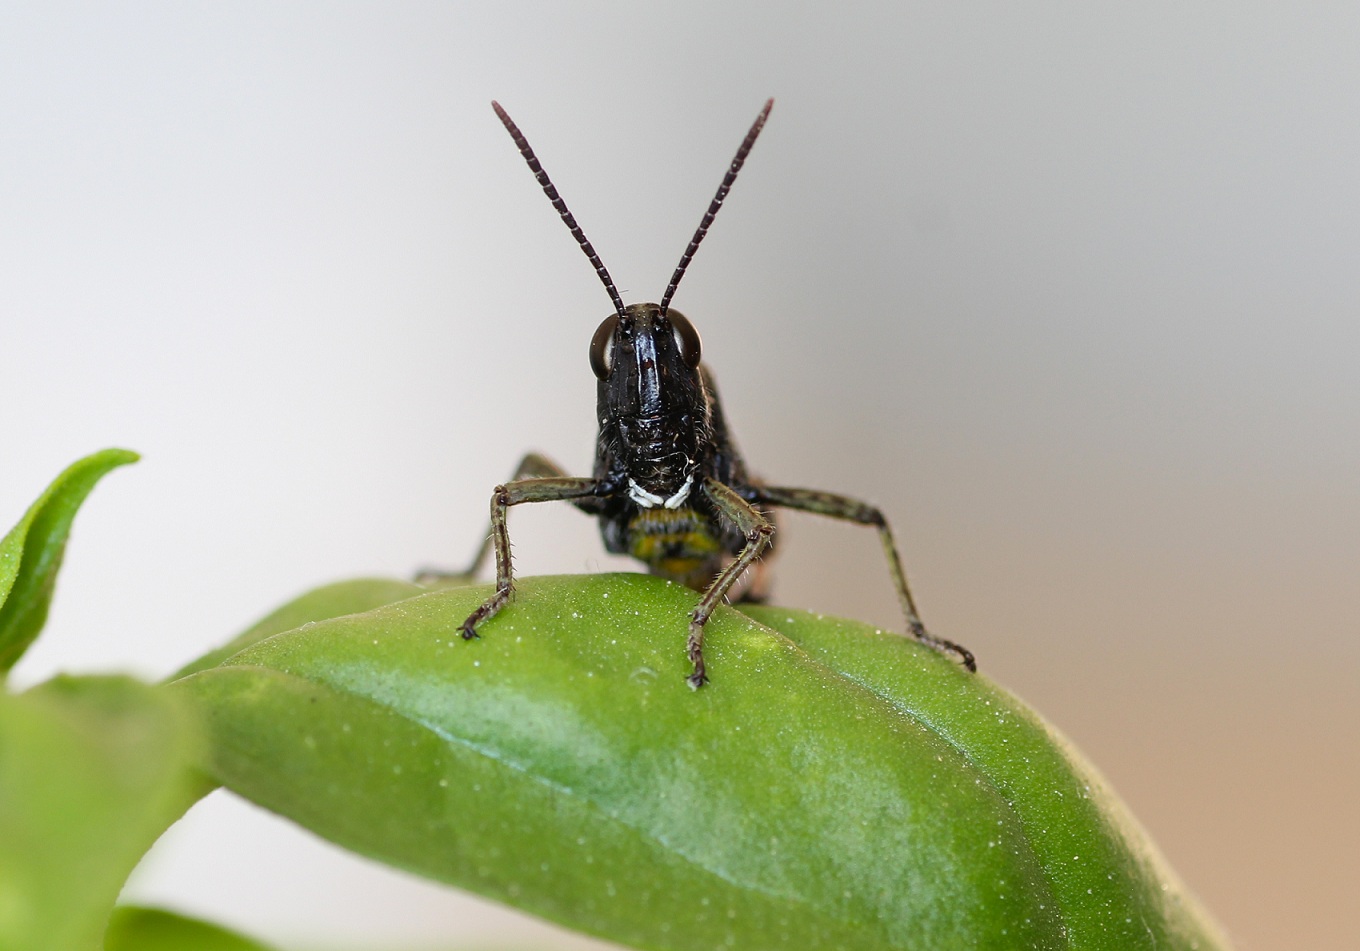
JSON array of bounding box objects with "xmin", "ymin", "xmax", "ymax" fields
[
  {"xmin": 668, "ymin": 310, "xmax": 702, "ymax": 368},
  {"xmin": 589, "ymin": 314, "xmax": 619, "ymax": 380}
]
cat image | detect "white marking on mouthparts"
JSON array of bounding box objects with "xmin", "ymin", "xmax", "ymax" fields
[{"xmin": 628, "ymin": 474, "xmax": 694, "ymax": 510}]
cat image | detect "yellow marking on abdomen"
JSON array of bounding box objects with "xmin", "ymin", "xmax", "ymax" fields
[{"xmin": 627, "ymin": 507, "xmax": 722, "ymax": 582}]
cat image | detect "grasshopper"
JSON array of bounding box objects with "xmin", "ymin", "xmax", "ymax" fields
[{"xmin": 421, "ymin": 99, "xmax": 975, "ymax": 688}]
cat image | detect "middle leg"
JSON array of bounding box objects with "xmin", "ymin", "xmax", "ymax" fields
[{"xmin": 753, "ymin": 485, "xmax": 975, "ymax": 671}]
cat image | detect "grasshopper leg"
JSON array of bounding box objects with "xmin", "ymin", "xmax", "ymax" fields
[
  {"xmin": 753, "ymin": 485, "xmax": 976, "ymax": 672},
  {"xmin": 688, "ymin": 479, "xmax": 775, "ymax": 687},
  {"xmin": 455, "ymin": 473, "xmax": 601, "ymax": 639},
  {"xmin": 416, "ymin": 453, "xmax": 574, "ymax": 586}
]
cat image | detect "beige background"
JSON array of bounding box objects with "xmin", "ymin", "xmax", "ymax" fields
[{"xmin": 2, "ymin": 3, "xmax": 1356, "ymax": 949}]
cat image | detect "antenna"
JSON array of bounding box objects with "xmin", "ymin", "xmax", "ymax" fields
[
  {"xmin": 491, "ymin": 101, "xmax": 627, "ymax": 320},
  {"xmin": 659, "ymin": 98, "xmax": 774, "ymax": 316}
]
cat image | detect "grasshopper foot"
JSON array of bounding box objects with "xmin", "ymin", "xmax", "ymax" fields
[
  {"xmin": 909, "ymin": 620, "xmax": 976, "ymax": 672},
  {"xmin": 686, "ymin": 663, "xmax": 709, "ymax": 690}
]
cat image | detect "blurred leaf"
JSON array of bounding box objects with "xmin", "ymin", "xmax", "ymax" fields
[
  {"xmin": 173, "ymin": 574, "xmax": 1229, "ymax": 951},
  {"xmin": 0, "ymin": 676, "xmax": 204, "ymax": 951},
  {"xmin": 172, "ymin": 578, "xmax": 424, "ymax": 679},
  {"xmin": 0, "ymin": 449, "xmax": 139, "ymax": 673},
  {"xmin": 104, "ymin": 905, "xmax": 277, "ymax": 951}
]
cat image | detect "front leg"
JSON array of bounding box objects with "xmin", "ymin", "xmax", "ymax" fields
[
  {"xmin": 753, "ymin": 485, "xmax": 976, "ymax": 672},
  {"xmin": 458, "ymin": 475, "xmax": 600, "ymax": 639},
  {"xmin": 416, "ymin": 453, "xmax": 573, "ymax": 585},
  {"xmin": 689, "ymin": 479, "xmax": 775, "ymax": 688}
]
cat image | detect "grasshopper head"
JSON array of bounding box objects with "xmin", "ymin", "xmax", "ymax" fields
[{"xmin": 591, "ymin": 303, "xmax": 705, "ymax": 479}]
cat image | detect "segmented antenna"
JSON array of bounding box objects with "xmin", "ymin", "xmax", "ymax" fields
[
  {"xmin": 659, "ymin": 98, "xmax": 774, "ymax": 316},
  {"xmin": 491, "ymin": 101, "xmax": 627, "ymax": 320}
]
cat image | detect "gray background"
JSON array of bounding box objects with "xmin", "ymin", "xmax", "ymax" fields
[{"xmin": 2, "ymin": 3, "xmax": 1356, "ymax": 949}]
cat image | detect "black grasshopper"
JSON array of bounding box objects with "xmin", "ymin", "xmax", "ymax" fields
[{"xmin": 420, "ymin": 99, "xmax": 975, "ymax": 688}]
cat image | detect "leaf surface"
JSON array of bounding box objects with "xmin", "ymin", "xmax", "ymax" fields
[
  {"xmin": 742, "ymin": 604, "xmax": 1230, "ymax": 951},
  {"xmin": 0, "ymin": 449, "xmax": 138, "ymax": 672},
  {"xmin": 174, "ymin": 574, "xmax": 1229, "ymax": 951},
  {"xmin": 172, "ymin": 578, "xmax": 424, "ymax": 679},
  {"xmin": 104, "ymin": 905, "xmax": 277, "ymax": 951},
  {"xmin": 0, "ymin": 676, "xmax": 203, "ymax": 951}
]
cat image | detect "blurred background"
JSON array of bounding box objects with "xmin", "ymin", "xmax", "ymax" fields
[{"xmin": 1, "ymin": 3, "xmax": 1356, "ymax": 949}]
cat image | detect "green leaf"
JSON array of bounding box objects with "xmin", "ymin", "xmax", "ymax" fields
[
  {"xmin": 0, "ymin": 676, "xmax": 205, "ymax": 951},
  {"xmin": 172, "ymin": 578, "xmax": 425, "ymax": 679},
  {"xmin": 104, "ymin": 906, "xmax": 277, "ymax": 951},
  {"xmin": 173, "ymin": 574, "xmax": 1230, "ymax": 951},
  {"xmin": 0, "ymin": 449, "xmax": 139, "ymax": 673},
  {"xmin": 742, "ymin": 604, "xmax": 1231, "ymax": 951}
]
